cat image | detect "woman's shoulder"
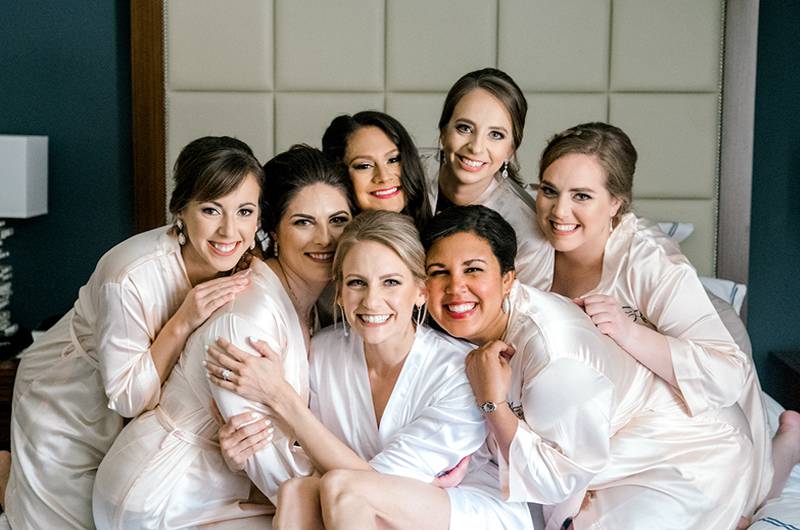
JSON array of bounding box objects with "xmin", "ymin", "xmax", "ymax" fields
[
  {"xmin": 92, "ymin": 226, "xmax": 180, "ymax": 284},
  {"xmin": 612, "ymin": 213, "xmax": 693, "ymax": 272}
]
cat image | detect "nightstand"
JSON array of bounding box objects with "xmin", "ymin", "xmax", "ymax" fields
[{"xmin": 768, "ymin": 351, "xmax": 800, "ymax": 411}]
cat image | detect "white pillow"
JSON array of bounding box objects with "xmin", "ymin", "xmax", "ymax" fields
[
  {"xmin": 657, "ymin": 221, "xmax": 694, "ymax": 243},
  {"xmin": 700, "ymin": 276, "xmax": 747, "ymax": 315}
]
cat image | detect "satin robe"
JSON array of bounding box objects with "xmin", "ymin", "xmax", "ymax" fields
[
  {"xmin": 498, "ymin": 281, "xmax": 753, "ymax": 529},
  {"xmin": 422, "ymin": 154, "xmax": 551, "ymax": 287},
  {"xmin": 310, "ymin": 325, "xmax": 532, "ymax": 530},
  {"xmin": 534, "ymin": 212, "xmax": 772, "ymax": 515},
  {"xmin": 6, "ymin": 227, "xmax": 188, "ymax": 529},
  {"xmin": 92, "ymin": 259, "xmax": 311, "ymax": 529}
]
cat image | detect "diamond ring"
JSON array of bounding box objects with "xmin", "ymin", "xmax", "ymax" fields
[{"xmin": 222, "ymin": 369, "xmax": 233, "ymax": 382}]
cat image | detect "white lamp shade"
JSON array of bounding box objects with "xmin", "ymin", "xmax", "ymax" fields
[{"xmin": 0, "ymin": 135, "xmax": 48, "ymax": 218}]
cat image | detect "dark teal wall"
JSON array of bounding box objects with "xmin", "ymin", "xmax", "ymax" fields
[
  {"xmin": 749, "ymin": 2, "xmax": 800, "ymax": 390},
  {"xmin": 0, "ymin": 1, "xmax": 133, "ymax": 330}
]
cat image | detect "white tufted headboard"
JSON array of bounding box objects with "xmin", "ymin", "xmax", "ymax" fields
[{"xmin": 132, "ymin": 0, "xmax": 756, "ymax": 281}]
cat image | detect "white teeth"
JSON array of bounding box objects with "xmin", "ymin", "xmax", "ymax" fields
[
  {"xmin": 360, "ymin": 314, "xmax": 390, "ymax": 324},
  {"xmin": 461, "ymin": 157, "xmax": 484, "ymax": 168},
  {"xmin": 211, "ymin": 242, "xmax": 237, "ymax": 252},
  {"xmin": 373, "ymin": 187, "xmax": 398, "ymax": 197},
  {"xmin": 309, "ymin": 252, "xmax": 333, "ymax": 260},
  {"xmin": 447, "ymin": 303, "xmax": 476, "ymax": 314},
  {"xmin": 553, "ymin": 223, "xmax": 578, "ymax": 232}
]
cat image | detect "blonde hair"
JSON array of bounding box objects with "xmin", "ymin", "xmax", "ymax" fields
[{"xmin": 332, "ymin": 210, "xmax": 425, "ymax": 304}]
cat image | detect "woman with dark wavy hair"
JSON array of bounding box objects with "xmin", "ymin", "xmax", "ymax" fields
[{"xmin": 323, "ymin": 110, "xmax": 431, "ymax": 230}]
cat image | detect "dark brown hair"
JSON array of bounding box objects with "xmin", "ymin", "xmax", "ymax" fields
[
  {"xmin": 322, "ymin": 111, "xmax": 431, "ymax": 230},
  {"xmin": 168, "ymin": 136, "xmax": 263, "ymax": 216},
  {"xmin": 538, "ymin": 122, "xmax": 637, "ymax": 221}
]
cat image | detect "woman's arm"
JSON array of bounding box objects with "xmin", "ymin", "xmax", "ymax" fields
[
  {"xmin": 208, "ymin": 338, "xmax": 486, "ymax": 482},
  {"xmin": 207, "ymin": 338, "xmax": 377, "ymax": 475},
  {"xmin": 149, "ymin": 271, "xmax": 250, "ymax": 381},
  {"xmin": 96, "ymin": 271, "xmax": 249, "ymax": 417}
]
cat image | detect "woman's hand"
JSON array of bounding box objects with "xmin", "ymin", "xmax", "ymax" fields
[
  {"xmin": 432, "ymin": 455, "xmax": 471, "ymax": 489},
  {"xmin": 174, "ymin": 270, "xmax": 251, "ymax": 334},
  {"xmin": 575, "ymin": 294, "xmax": 637, "ymax": 351},
  {"xmin": 465, "ymin": 340, "xmax": 515, "ymax": 405},
  {"xmin": 205, "ymin": 336, "xmax": 289, "ymax": 407},
  {"xmin": 211, "ymin": 402, "xmax": 273, "ymax": 472}
]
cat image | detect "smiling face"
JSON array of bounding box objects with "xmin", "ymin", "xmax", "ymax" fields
[
  {"xmin": 425, "ymin": 231, "xmax": 514, "ymax": 345},
  {"xmin": 275, "ymin": 182, "xmax": 353, "ymax": 285},
  {"xmin": 339, "ymin": 240, "xmax": 425, "ymax": 350},
  {"xmin": 440, "ymin": 88, "xmax": 515, "ymax": 194},
  {"xmin": 344, "ymin": 126, "xmax": 406, "ymax": 213},
  {"xmin": 179, "ymin": 172, "xmax": 260, "ymax": 283},
  {"xmin": 536, "ymin": 153, "xmax": 621, "ymax": 260}
]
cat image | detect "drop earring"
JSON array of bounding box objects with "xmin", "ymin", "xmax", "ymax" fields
[
  {"xmin": 175, "ymin": 219, "xmax": 186, "ymax": 246},
  {"xmin": 502, "ymin": 294, "xmax": 511, "ymax": 314},
  {"xmin": 273, "ymin": 239, "xmax": 279, "ymax": 258},
  {"xmin": 414, "ymin": 303, "xmax": 427, "ymax": 329},
  {"xmin": 501, "ymin": 161, "xmax": 509, "ymax": 179},
  {"xmin": 338, "ymin": 304, "xmax": 349, "ymax": 337}
]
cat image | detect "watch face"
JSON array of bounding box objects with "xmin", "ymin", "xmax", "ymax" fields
[{"xmin": 480, "ymin": 401, "xmax": 497, "ymax": 413}]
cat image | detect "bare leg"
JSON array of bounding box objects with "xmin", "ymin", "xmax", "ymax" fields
[
  {"xmin": 274, "ymin": 476, "xmax": 323, "ymax": 530},
  {"xmin": 767, "ymin": 410, "xmax": 800, "ymax": 500},
  {"xmin": 319, "ymin": 469, "xmax": 450, "ymax": 530},
  {"xmin": 0, "ymin": 450, "xmax": 10, "ymax": 509}
]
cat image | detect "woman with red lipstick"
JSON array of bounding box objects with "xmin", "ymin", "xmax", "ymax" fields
[
  {"xmin": 424, "ymin": 205, "xmax": 753, "ymax": 529},
  {"xmin": 1, "ymin": 136, "xmax": 261, "ymax": 529},
  {"xmin": 92, "ymin": 145, "xmax": 355, "ymax": 528},
  {"xmin": 532, "ymin": 122, "xmax": 800, "ymax": 524},
  {"xmin": 426, "ymin": 68, "xmax": 550, "ymax": 287},
  {"xmin": 322, "ymin": 111, "xmax": 432, "ymax": 230},
  {"xmin": 205, "ymin": 210, "xmax": 532, "ymax": 530}
]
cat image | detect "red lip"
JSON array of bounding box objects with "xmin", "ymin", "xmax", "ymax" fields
[{"xmin": 369, "ymin": 187, "xmax": 402, "ymax": 200}]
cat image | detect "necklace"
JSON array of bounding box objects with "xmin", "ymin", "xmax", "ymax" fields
[{"xmin": 275, "ymin": 258, "xmax": 316, "ymax": 337}]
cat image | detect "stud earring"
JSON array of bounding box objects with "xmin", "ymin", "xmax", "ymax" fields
[
  {"xmin": 501, "ymin": 161, "xmax": 509, "ymax": 179},
  {"xmin": 175, "ymin": 219, "xmax": 186, "ymax": 246},
  {"xmin": 502, "ymin": 294, "xmax": 511, "ymax": 314}
]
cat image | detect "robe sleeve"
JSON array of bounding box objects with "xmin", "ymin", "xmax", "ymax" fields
[
  {"xmin": 204, "ymin": 312, "xmax": 312, "ymax": 503},
  {"xmin": 499, "ymin": 357, "xmax": 614, "ymax": 504},
  {"xmin": 96, "ymin": 280, "xmax": 162, "ymax": 417},
  {"xmin": 635, "ymin": 247, "xmax": 748, "ymax": 415},
  {"xmin": 368, "ymin": 367, "xmax": 487, "ymax": 483}
]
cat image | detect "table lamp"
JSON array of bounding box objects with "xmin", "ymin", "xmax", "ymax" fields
[{"xmin": 0, "ymin": 135, "xmax": 48, "ymax": 340}]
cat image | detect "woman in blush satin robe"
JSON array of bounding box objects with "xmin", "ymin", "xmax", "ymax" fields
[
  {"xmin": 423, "ymin": 68, "xmax": 550, "ymax": 287},
  {"xmin": 91, "ymin": 146, "xmax": 355, "ymax": 529},
  {"xmin": 423, "ymin": 205, "xmax": 753, "ymax": 530},
  {"xmin": 3, "ymin": 137, "xmax": 261, "ymax": 529},
  {"xmin": 208, "ymin": 211, "xmax": 532, "ymax": 530},
  {"xmin": 531, "ymin": 122, "xmax": 793, "ymax": 519}
]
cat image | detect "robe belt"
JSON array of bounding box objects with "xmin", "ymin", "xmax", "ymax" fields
[
  {"xmin": 155, "ymin": 405, "xmax": 219, "ymax": 451},
  {"xmin": 62, "ymin": 312, "xmax": 99, "ymax": 369}
]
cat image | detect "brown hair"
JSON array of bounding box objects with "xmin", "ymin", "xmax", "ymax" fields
[
  {"xmin": 438, "ymin": 68, "xmax": 527, "ymax": 185},
  {"xmin": 168, "ymin": 136, "xmax": 264, "ymax": 216},
  {"xmin": 538, "ymin": 122, "xmax": 637, "ymax": 220}
]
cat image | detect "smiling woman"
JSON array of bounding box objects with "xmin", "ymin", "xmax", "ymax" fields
[
  {"xmin": 2, "ymin": 136, "xmax": 262, "ymax": 529},
  {"xmin": 322, "ymin": 110, "xmax": 432, "ymax": 230},
  {"xmin": 425, "ymin": 68, "xmax": 551, "ymax": 287},
  {"xmin": 91, "ymin": 145, "xmax": 356, "ymax": 528}
]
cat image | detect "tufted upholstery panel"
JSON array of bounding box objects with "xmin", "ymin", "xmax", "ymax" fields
[{"xmin": 164, "ymin": 0, "xmax": 725, "ymax": 275}]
